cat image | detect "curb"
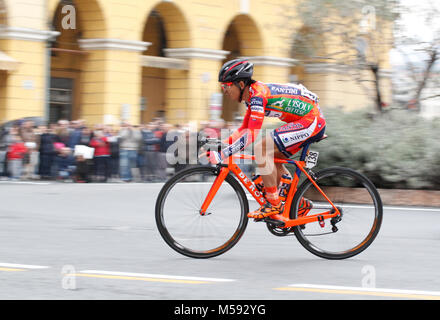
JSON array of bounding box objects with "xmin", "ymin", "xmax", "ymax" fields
[
  {"xmin": 307, "ymin": 187, "xmax": 440, "ymax": 208},
  {"xmin": 377, "ymin": 188, "xmax": 440, "ymax": 208}
]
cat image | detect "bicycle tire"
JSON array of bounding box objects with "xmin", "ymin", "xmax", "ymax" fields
[
  {"xmin": 155, "ymin": 166, "xmax": 249, "ymax": 259},
  {"xmin": 291, "ymin": 167, "xmax": 383, "ymax": 260}
]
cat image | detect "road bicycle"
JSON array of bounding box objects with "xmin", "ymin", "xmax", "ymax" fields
[{"xmin": 155, "ymin": 135, "xmax": 383, "ymax": 260}]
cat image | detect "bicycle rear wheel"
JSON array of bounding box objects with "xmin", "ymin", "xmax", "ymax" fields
[
  {"xmin": 155, "ymin": 166, "xmax": 249, "ymax": 259},
  {"xmin": 291, "ymin": 167, "xmax": 383, "ymax": 260}
]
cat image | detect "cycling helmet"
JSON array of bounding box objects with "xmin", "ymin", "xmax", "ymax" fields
[{"xmin": 218, "ymin": 59, "xmax": 254, "ymax": 83}]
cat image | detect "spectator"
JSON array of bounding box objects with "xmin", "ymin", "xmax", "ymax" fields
[
  {"xmin": 174, "ymin": 128, "xmax": 192, "ymax": 173},
  {"xmin": 56, "ymin": 119, "xmax": 71, "ymax": 146},
  {"xmin": 89, "ymin": 129, "xmax": 111, "ymax": 182},
  {"xmin": 166, "ymin": 123, "xmax": 185, "ymax": 175},
  {"xmin": 3, "ymin": 125, "xmax": 19, "ymax": 146},
  {"xmin": 2, "ymin": 126, "xmax": 21, "ymax": 178},
  {"xmin": 140, "ymin": 122, "xmax": 160, "ymax": 182},
  {"xmin": 119, "ymin": 121, "xmax": 142, "ymax": 182},
  {"xmin": 67, "ymin": 119, "xmax": 85, "ymax": 149},
  {"xmin": 157, "ymin": 123, "xmax": 175, "ymax": 182},
  {"xmin": 104, "ymin": 125, "xmax": 120, "ymax": 182},
  {"xmin": 136, "ymin": 125, "xmax": 146, "ymax": 182},
  {"xmin": 20, "ymin": 120, "xmax": 39, "ymax": 180},
  {"xmin": 79, "ymin": 126, "xmax": 92, "ymax": 146},
  {"xmin": 54, "ymin": 120, "xmax": 75, "ymax": 180},
  {"xmin": 7, "ymin": 134, "xmax": 27, "ymax": 180},
  {"xmin": 74, "ymin": 155, "xmax": 89, "ymax": 183},
  {"xmin": 0, "ymin": 122, "xmax": 8, "ymax": 179},
  {"xmin": 73, "ymin": 127, "xmax": 93, "ymax": 183},
  {"xmin": 0, "ymin": 117, "xmax": 249, "ymax": 183},
  {"xmin": 38, "ymin": 124, "xmax": 57, "ymax": 180},
  {"xmin": 54, "ymin": 142, "xmax": 74, "ymax": 181}
]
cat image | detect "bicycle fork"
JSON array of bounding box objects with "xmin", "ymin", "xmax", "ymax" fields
[{"xmin": 199, "ymin": 166, "xmax": 230, "ymax": 216}]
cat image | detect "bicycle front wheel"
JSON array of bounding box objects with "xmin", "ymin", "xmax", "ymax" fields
[
  {"xmin": 291, "ymin": 167, "xmax": 383, "ymax": 260},
  {"xmin": 155, "ymin": 166, "xmax": 249, "ymax": 259}
]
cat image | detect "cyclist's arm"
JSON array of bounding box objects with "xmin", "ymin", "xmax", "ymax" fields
[
  {"xmin": 220, "ymin": 96, "xmax": 265, "ymax": 159},
  {"xmin": 223, "ymin": 106, "xmax": 250, "ymax": 145}
]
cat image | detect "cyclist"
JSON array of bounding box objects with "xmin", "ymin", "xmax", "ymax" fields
[{"xmin": 205, "ymin": 58, "xmax": 326, "ymax": 219}]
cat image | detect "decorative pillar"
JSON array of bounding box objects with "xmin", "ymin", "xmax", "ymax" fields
[
  {"xmin": 164, "ymin": 48, "xmax": 230, "ymax": 125},
  {"xmin": 78, "ymin": 38, "xmax": 151, "ymax": 125},
  {"xmin": 0, "ymin": 27, "xmax": 59, "ymax": 121}
]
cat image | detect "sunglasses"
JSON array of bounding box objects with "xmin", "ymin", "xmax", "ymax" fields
[{"xmin": 221, "ymin": 82, "xmax": 234, "ymax": 92}]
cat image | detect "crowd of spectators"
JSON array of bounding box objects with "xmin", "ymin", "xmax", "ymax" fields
[{"xmin": 0, "ymin": 117, "xmax": 249, "ymax": 183}]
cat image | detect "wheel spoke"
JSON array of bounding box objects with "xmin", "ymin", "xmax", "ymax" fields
[{"xmin": 156, "ymin": 167, "xmax": 248, "ymax": 258}]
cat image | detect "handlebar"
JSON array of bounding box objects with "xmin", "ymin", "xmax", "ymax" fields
[{"xmin": 199, "ymin": 137, "xmax": 227, "ymax": 152}]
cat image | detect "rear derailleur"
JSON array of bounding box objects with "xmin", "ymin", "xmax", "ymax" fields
[{"xmin": 330, "ymin": 207, "xmax": 343, "ymax": 233}]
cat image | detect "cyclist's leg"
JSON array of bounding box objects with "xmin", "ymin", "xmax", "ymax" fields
[
  {"xmin": 271, "ymin": 117, "xmax": 326, "ymax": 215},
  {"xmin": 254, "ymin": 136, "xmax": 277, "ymax": 188},
  {"xmin": 249, "ymin": 117, "xmax": 326, "ymax": 218},
  {"xmin": 272, "ymin": 117, "xmax": 326, "ymax": 158},
  {"xmin": 249, "ymin": 136, "xmax": 284, "ymax": 218},
  {"xmin": 254, "ymin": 140, "xmax": 290, "ymax": 192},
  {"xmin": 275, "ymin": 153, "xmax": 290, "ymax": 186}
]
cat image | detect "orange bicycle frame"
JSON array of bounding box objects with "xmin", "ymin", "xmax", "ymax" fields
[{"xmin": 200, "ymin": 153, "xmax": 341, "ymax": 228}]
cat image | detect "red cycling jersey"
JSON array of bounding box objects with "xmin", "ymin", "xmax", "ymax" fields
[{"xmin": 222, "ymin": 81, "xmax": 323, "ymax": 158}]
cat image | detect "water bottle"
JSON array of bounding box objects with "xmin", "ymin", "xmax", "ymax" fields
[
  {"xmin": 252, "ymin": 174, "xmax": 265, "ymax": 195},
  {"xmin": 279, "ymin": 174, "xmax": 292, "ymax": 202}
]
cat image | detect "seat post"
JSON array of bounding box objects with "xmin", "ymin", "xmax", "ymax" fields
[
  {"xmin": 299, "ymin": 132, "xmax": 327, "ymax": 162},
  {"xmin": 299, "ymin": 143, "xmax": 311, "ymax": 161},
  {"xmin": 295, "ymin": 132, "xmax": 326, "ymax": 177},
  {"xmin": 293, "ymin": 143, "xmax": 311, "ymax": 179}
]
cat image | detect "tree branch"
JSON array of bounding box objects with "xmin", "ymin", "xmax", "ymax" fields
[{"xmin": 420, "ymin": 94, "xmax": 440, "ymax": 101}]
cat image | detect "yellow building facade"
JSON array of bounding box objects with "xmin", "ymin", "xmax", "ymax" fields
[{"xmin": 0, "ymin": 0, "xmax": 393, "ymax": 126}]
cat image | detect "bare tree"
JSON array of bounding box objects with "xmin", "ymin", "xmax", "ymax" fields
[
  {"xmin": 394, "ymin": 0, "xmax": 440, "ymax": 111},
  {"xmin": 283, "ymin": 0, "xmax": 400, "ymax": 112}
]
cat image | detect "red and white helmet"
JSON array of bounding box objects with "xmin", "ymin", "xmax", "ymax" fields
[{"xmin": 218, "ymin": 59, "xmax": 254, "ymax": 83}]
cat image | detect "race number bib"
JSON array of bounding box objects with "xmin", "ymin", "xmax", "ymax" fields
[{"xmin": 305, "ymin": 150, "xmax": 319, "ymax": 169}]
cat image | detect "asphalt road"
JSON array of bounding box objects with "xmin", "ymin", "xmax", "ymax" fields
[{"xmin": 1, "ymin": 180, "xmax": 440, "ymax": 300}]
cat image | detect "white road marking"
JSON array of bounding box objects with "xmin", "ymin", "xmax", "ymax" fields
[
  {"xmin": 384, "ymin": 206, "xmax": 440, "ymax": 212},
  {"xmin": 0, "ymin": 181, "xmax": 50, "ymax": 185},
  {"xmin": 78, "ymin": 270, "xmax": 235, "ymax": 283},
  {"xmin": 277, "ymin": 284, "xmax": 440, "ymax": 299},
  {"xmin": 0, "ymin": 181, "xmax": 164, "ymax": 186},
  {"xmin": 0, "ymin": 263, "xmax": 50, "ymax": 269}
]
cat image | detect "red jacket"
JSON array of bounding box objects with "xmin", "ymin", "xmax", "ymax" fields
[
  {"xmin": 7, "ymin": 143, "xmax": 28, "ymax": 160},
  {"xmin": 89, "ymin": 137, "xmax": 110, "ymax": 157}
]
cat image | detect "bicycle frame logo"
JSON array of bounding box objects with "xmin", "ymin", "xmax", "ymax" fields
[{"xmin": 236, "ymin": 169, "xmax": 266, "ymax": 203}]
